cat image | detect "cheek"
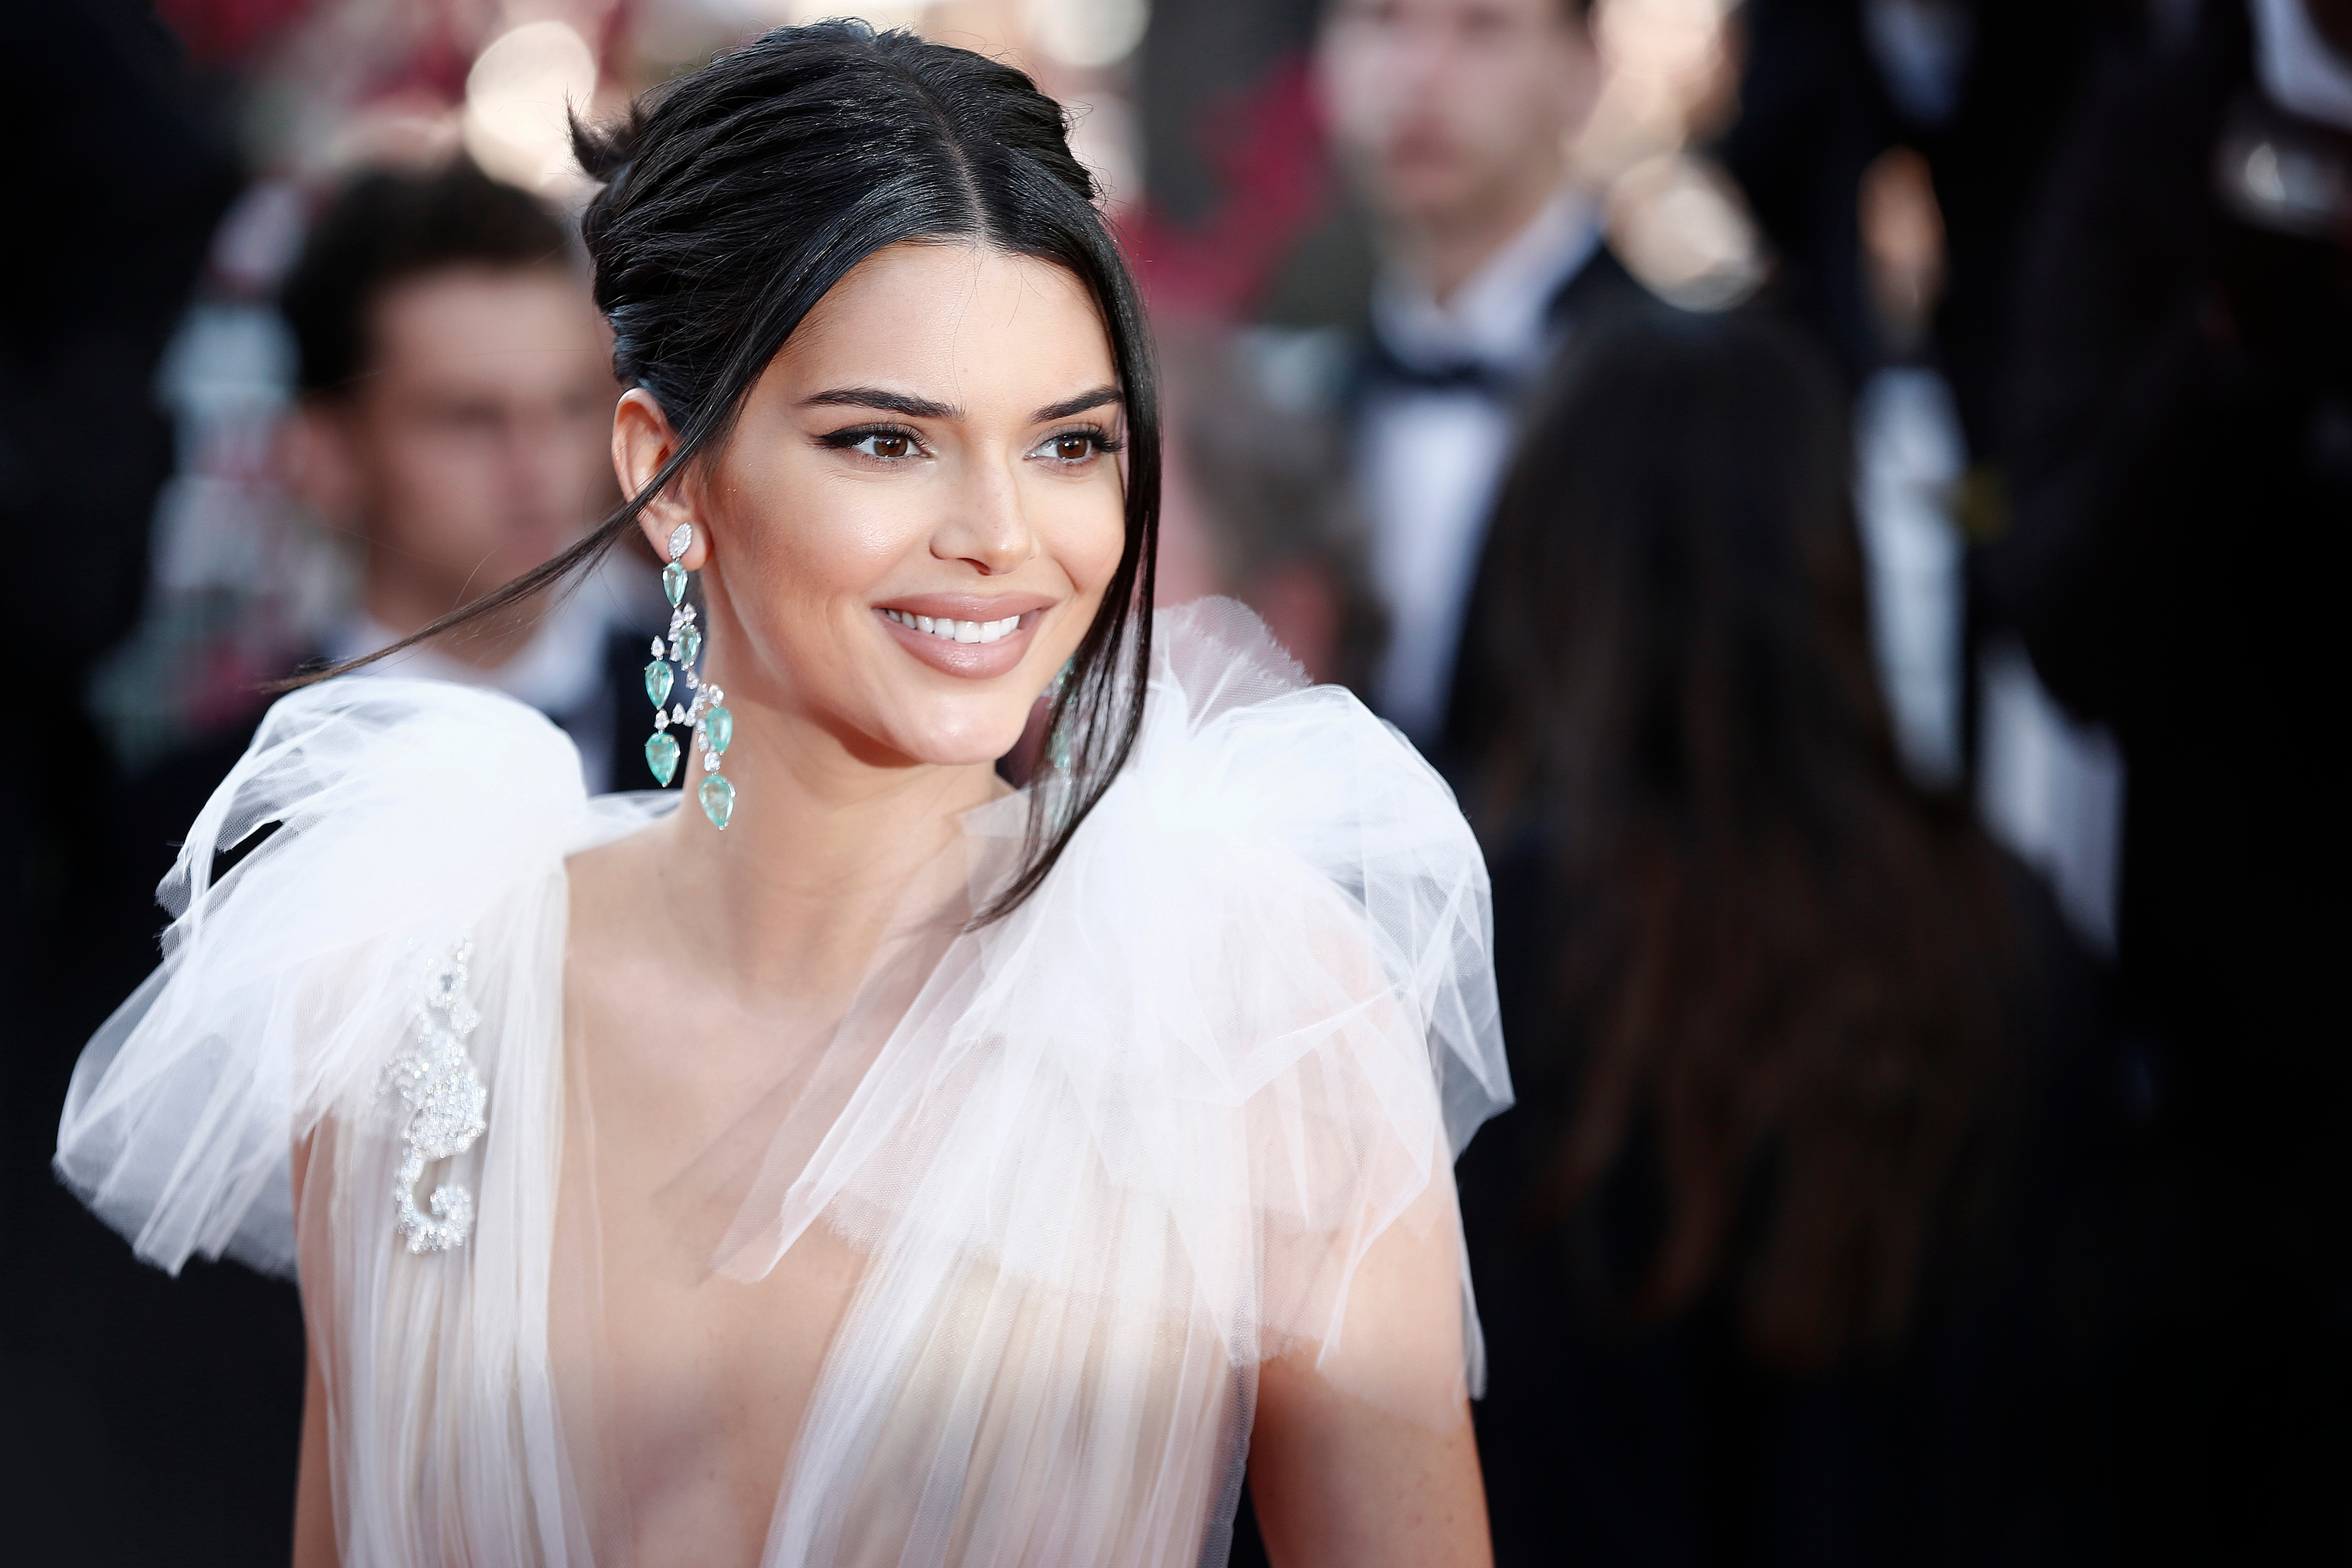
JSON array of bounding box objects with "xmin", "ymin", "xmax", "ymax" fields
[
  {"xmin": 1050, "ymin": 491, "xmax": 1131, "ymax": 603},
  {"xmin": 377, "ymin": 430, "xmax": 486, "ymax": 529},
  {"xmin": 727, "ymin": 459, "xmax": 904, "ymax": 603},
  {"xmin": 1320, "ymin": 40, "xmax": 1395, "ymax": 140}
]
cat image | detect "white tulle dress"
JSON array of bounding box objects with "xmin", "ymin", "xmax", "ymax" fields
[{"xmin": 57, "ymin": 600, "xmax": 1511, "ymax": 1567}]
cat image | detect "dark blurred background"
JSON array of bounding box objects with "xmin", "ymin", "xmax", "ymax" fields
[{"xmin": 4, "ymin": 1, "xmax": 2344, "ymax": 1563}]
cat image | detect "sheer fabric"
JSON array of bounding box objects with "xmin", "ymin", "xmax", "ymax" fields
[{"xmin": 58, "ymin": 599, "xmax": 1511, "ymax": 1566}]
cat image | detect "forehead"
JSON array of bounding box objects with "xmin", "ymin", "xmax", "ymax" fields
[
  {"xmin": 774, "ymin": 242, "xmax": 1115, "ymax": 407},
  {"xmin": 367, "ymin": 264, "xmax": 600, "ymax": 387}
]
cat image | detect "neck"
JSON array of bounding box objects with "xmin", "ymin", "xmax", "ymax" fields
[
  {"xmin": 1390, "ymin": 168, "xmax": 1570, "ymax": 307},
  {"xmin": 650, "ymin": 697, "xmax": 1001, "ymax": 1011}
]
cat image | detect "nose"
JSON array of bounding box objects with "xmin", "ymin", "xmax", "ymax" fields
[{"xmin": 933, "ymin": 449, "xmax": 1034, "ymax": 577}]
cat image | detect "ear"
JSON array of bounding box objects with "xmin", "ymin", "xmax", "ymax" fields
[
  {"xmin": 283, "ymin": 399, "xmax": 363, "ymax": 525},
  {"xmin": 613, "ymin": 387, "xmax": 710, "ymax": 569}
]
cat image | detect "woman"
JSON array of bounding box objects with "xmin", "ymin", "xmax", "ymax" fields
[
  {"xmin": 58, "ymin": 25, "xmax": 1507, "ymax": 1566},
  {"xmin": 1450, "ymin": 312, "xmax": 2122, "ymax": 1564}
]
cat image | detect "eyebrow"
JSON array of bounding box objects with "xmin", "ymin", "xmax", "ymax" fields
[
  {"xmin": 803, "ymin": 387, "xmax": 961, "ymax": 420},
  {"xmin": 800, "ymin": 384, "xmax": 1124, "ymax": 424},
  {"xmin": 1030, "ymin": 385, "xmax": 1123, "ymax": 423}
]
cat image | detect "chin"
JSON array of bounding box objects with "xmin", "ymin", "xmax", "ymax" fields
[{"xmin": 886, "ymin": 713, "xmax": 1028, "ymax": 770}]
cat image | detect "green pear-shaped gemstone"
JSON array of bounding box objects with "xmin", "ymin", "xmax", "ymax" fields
[
  {"xmin": 675, "ymin": 622, "xmax": 701, "ymax": 667},
  {"xmin": 699, "ymin": 772, "xmax": 736, "ymax": 829},
  {"xmin": 703, "ymin": 704, "xmax": 733, "ymax": 756},
  {"xmin": 644, "ymin": 658, "xmax": 674, "ymax": 709},
  {"xmin": 644, "ymin": 730, "xmax": 680, "ymax": 786},
  {"xmin": 662, "ymin": 560, "xmax": 688, "ymax": 606}
]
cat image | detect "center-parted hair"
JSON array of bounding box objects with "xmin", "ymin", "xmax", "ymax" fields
[{"xmin": 308, "ymin": 21, "xmax": 1161, "ymax": 919}]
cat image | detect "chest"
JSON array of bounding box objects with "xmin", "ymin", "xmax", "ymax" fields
[{"xmin": 547, "ymin": 991, "xmax": 867, "ymax": 1561}]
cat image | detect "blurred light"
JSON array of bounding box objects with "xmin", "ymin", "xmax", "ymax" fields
[
  {"xmin": 1021, "ymin": 0, "xmax": 1149, "ymax": 70},
  {"xmin": 2216, "ymin": 120, "xmax": 2350, "ymax": 237},
  {"xmin": 1607, "ymin": 152, "xmax": 1766, "ymax": 312},
  {"xmin": 786, "ymin": 2, "xmax": 929, "ymax": 28},
  {"xmin": 464, "ymin": 20, "xmax": 599, "ymax": 191}
]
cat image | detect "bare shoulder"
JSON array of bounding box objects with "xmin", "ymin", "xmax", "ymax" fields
[{"xmin": 562, "ymin": 823, "xmax": 670, "ymax": 1008}]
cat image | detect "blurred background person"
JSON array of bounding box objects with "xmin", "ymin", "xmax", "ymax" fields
[
  {"xmin": 276, "ymin": 156, "xmax": 633, "ymax": 789},
  {"xmin": 1985, "ymin": 0, "xmax": 2352, "ymax": 1557},
  {"xmin": 1314, "ymin": 0, "xmax": 1644, "ymax": 748},
  {"xmin": 1449, "ymin": 311, "xmax": 2126, "ymax": 1565},
  {"xmin": 101, "ymin": 153, "xmax": 642, "ymax": 1035}
]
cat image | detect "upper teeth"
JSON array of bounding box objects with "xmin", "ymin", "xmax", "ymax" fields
[{"xmin": 885, "ymin": 609, "xmax": 1023, "ymax": 644}]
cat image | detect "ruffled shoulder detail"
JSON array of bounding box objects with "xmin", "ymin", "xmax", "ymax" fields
[
  {"xmin": 56, "ymin": 678, "xmax": 612, "ymax": 1276},
  {"xmin": 740, "ymin": 601, "xmax": 1511, "ymax": 1560}
]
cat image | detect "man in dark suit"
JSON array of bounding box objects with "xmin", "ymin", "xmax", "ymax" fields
[{"xmin": 1314, "ymin": 0, "xmax": 1647, "ymax": 751}]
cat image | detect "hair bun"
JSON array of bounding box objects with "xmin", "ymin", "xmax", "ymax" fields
[{"xmin": 568, "ymin": 104, "xmax": 639, "ymax": 188}]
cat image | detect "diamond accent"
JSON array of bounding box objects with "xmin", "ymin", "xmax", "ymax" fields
[
  {"xmin": 668, "ymin": 522, "xmax": 693, "ymax": 560},
  {"xmin": 382, "ymin": 940, "xmax": 488, "ymax": 1253}
]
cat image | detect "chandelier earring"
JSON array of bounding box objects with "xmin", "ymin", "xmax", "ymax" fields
[{"xmin": 642, "ymin": 521, "xmax": 736, "ymax": 828}]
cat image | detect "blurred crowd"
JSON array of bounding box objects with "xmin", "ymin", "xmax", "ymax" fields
[{"xmin": 4, "ymin": 0, "xmax": 2345, "ymax": 1562}]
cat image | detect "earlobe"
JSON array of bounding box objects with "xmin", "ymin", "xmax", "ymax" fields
[{"xmin": 615, "ymin": 387, "xmax": 709, "ymax": 568}]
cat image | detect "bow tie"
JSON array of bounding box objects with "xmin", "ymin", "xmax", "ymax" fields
[{"xmin": 1363, "ymin": 338, "xmax": 1520, "ymax": 396}]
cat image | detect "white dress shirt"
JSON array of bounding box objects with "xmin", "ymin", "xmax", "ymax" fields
[
  {"xmin": 328, "ymin": 583, "xmax": 618, "ymax": 792},
  {"xmin": 1361, "ymin": 187, "xmax": 1602, "ymax": 746}
]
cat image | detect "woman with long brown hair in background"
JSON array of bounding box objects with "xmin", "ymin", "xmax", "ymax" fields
[{"xmin": 1451, "ymin": 309, "xmax": 2125, "ymax": 1565}]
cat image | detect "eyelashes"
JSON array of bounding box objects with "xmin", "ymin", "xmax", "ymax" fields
[
  {"xmin": 818, "ymin": 423, "xmax": 924, "ymax": 459},
  {"xmin": 815, "ymin": 422, "xmax": 1125, "ymax": 462},
  {"xmin": 1035, "ymin": 424, "xmax": 1124, "ymax": 461}
]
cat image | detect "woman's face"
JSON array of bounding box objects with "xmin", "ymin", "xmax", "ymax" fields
[{"xmin": 623, "ymin": 241, "xmax": 1129, "ymax": 769}]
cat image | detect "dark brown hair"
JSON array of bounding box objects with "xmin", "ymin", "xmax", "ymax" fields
[
  {"xmin": 293, "ymin": 21, "xmax": 1161, "ymax": 921},
  {"xmin": 1454, "ymin": 309, "xmax": 2014, "ymax": 1370},
  {"xmin": 279, "ymin": 156, "xmax": 572, "ymax": 397}
]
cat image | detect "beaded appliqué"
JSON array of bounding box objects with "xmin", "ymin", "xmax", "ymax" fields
[{"xmin": 382, "ymin": 939, "xmax": 488, "ymax": 1253}]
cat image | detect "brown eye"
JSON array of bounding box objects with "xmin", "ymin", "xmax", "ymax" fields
[
  {"xmin": 1054, "ymin": 434, "xmax": 1092, "ymax": 462},
  {"xmin": 873, "ymin": 433, "xmax": 910, "ymax": 459}
]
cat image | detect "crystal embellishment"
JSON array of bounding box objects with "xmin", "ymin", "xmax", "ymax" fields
[
  {"xmin": 704, "ymin": 704, "xmax": 733, "ymax": 756},
  {"xmin": 382, "ymin": 939, "xmax": 488, "ymax": 1254},
  {"xmin": 645, "ymin": 730, "xmax": 680, "ymax": 786},
  {"xmin": 662, "ymin": 560, "xmax": 688, "ymax": 606},
  {"xmin": 675, "ymin": 622, "xmax": 701, "ymax": 668},
  {"xmin": 668, "ymin": 521, "xmax": 693, "ymax": 560},
  {"xmin": 645, "ymin": 658, "xmax": 674, "ymax": 709},
  {"xmin": 700, "ymin": 772, "xmax": 736, "ymax": 829}
]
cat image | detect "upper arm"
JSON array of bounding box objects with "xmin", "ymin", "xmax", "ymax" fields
[
  {"xmin": 289, "ymin": 1135, "xmax": 338, "ymax": 1568},
  {"xmin": 1246, "ymin": 1141, "xmax": 1491, "ymax": 1567},
  {"xmin": 1246, "ymin": 1351, "xmax": 1491, "ymax": 1568},
  {"xmin": 293, "ymin": 1334, "xmax": 336, "ymax": 1568}
]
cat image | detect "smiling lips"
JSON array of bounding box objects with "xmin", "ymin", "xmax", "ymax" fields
[{"xmin": 876, "ymin": 599, "xmax": 1049, "ymax": 678}]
